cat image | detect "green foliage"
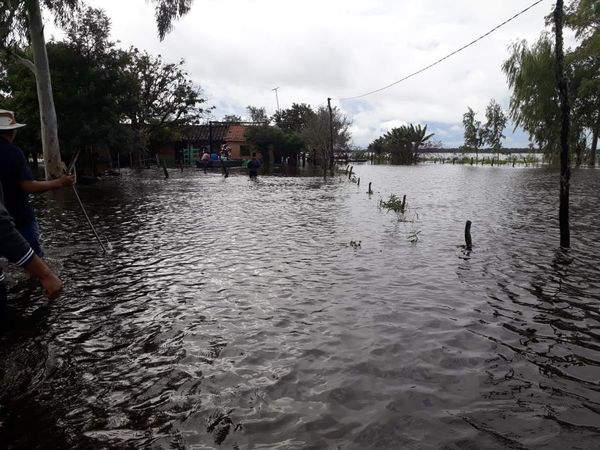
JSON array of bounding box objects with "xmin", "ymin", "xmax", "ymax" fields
[
  {"xmin": 482, "ymin": 99, "xmax": 507, "ymax": 153},
  {"xmin": 408, "ymin": 230, "xmax": 421, "ymax": 244},
  {"xmin": 462, "ymin": 107, "xmax": 483, "ymax": 153},
  {"xmin": 2, "ymin": 7, "xmax": 209, "ymax": 165},
  {"xmin": 244, "ymin": 125, "xmax": 304, "ymax": 162},
  {"xmin": 503, "ymin": 36, "xmax": 561, "ymax": 160},
  {"xmin": 302, "ymin": 105, "xmax": 352, "ymax": 169},
  {"xmin": 379, "ymin": 194, "xmax": 407, "ymax": 215},
  {"xmin": 273, "ymin": 103, "xmax": 315, "ymax": 132},
  {"xmin": 222, "ymin": 114, "xmax": 242, "ymax": 122},
  {"xmin": 369, "ymin": 124, "xmax": 434, "ymax": 165},
  {"xmin": 349, "ymin": 240, "xmax": 361, "ymax": 249},
  {"xmin": 246, "ymin": 105, "xmax": 269, "ymax": 123},
  {"xmin": 503, "ymin": 3, "xmax": 599, "ymax": 163}
]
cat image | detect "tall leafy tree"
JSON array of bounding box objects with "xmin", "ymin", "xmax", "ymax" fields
[
  {"xmin": 245, "ymin": 125, "xmax": 304, "ymax": 163},
  {"xmin": 462, "ymin": 107, "xmax": 483, "ymax": 156},
  {"xmin": 482, "ymin": 99, "xmax": 507, "ymax": 157},
  {"xmin": 302, "ymin": 105, "xmax": 351, "ymax": 177},
  {"xmin": 273, "ymin": 103, "xmax": 315, "ymax": 133},
  {"xmin": 566, "ymin": 0, "xmax": 599, "ymax": 165},
  {"xmin": 503, "ymin": 36, "xmax": 561, "ymax": 161},
  {"xmin": 121, "ymin": 49, "xmax": 210, "ymax": 165},
  {"xmin": 0, "ymin": 0, "xmax": 196, "ymax": 178},
  {"xmin": 246, "ymin": 105, "xmax": 269, "ymax": 123},
  {"xmin": 503, "ymin": 1, "xmax": 599, "ymax": 165}
]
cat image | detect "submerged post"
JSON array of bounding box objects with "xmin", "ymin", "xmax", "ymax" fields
[
  {"xmin": 465, "ymin": 220, "xmax": 472, "ymax": 250},
  {"xmin": 368, "ymin": 182, "xmax": 373, "ymax": 194},
  {"xmin": 327, "ymin": 97, "xmax": 334, "ymax": 177},
  {"xmin": 401, "ymin": 194, "xmax": 406, "ymax": 210},
  {"xmin": 357, "ymin": 177, "xmax": 360, "ymax": 186}
]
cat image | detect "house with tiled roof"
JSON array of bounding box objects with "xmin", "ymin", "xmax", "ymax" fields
[{"xmin": 157, "ymin": 121, "xmax": 258, "ymax": 165}]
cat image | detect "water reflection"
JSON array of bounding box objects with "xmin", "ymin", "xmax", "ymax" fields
[{"xmin": 0, "ymin": 166, "xmax": 599, "ymax": 448}]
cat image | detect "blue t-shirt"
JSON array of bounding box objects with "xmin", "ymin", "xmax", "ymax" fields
[{"xmin": 0, "ymin": 138, "xmax": 35, "ymax": 227}]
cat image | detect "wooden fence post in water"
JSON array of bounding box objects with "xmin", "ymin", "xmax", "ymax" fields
[
  {"xmin": 465, "ymin": 220, "xmax": 472, "ymax": 250},
  {"xmin": 357, "ymin": 177, "xmax": 360, "ymax": 186},
  {"xmin": 368, "ymin": 182, "xmax": 373, "ymax": 195},
  {"xmin": 348, "ymin": 166, "xmax": 353, "ymax": 179},
  {"xmin": 402, "ymin": 195, "xmax": 406, "ymax": 210}
]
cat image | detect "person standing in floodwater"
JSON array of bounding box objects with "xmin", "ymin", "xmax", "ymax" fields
[
  {"xmin": 200, "ymin": 149, "xmax": 210, "ymax": 173},
  {"xmin": 0, "ymin": 109, "xmax": 74, "ymax": 256},
  {"xmin": 247, "ymin": 153, "xmax": 261, "ymax": 179}
]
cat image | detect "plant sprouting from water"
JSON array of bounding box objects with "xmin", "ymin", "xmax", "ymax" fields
[
  {"xmin": 379, "ymin": 194, "xmax": 407, "ymax": 215},
  {"xmin": 408, "ymin": 230, "xmax": 421, "ymax": 244},
  {"xmin": 350, "ymin": 240, "xmax": 362, "ymax": 249}
]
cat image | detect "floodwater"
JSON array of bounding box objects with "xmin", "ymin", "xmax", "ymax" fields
[{"xmin": 1, "ymin": 164, "xmax": 599, "ymax": 449}]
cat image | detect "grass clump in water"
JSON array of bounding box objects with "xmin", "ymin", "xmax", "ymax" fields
[{"xmin": 379, "ymin": 194, "xmax": 407, "ymax": 215}]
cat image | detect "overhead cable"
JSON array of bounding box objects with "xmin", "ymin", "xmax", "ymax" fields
[{"xmin": 336, "ymin": 0, "xmax": 547, "ymax": 101}]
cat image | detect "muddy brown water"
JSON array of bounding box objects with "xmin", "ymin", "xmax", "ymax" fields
[{"xmin": 1, "ymin": 164, "xmax": 599, "ymax": 449}]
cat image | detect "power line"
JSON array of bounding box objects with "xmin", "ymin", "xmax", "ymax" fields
[{"xmin": 336, "ymin": 0, "xmax": 547, "ymax": 101}]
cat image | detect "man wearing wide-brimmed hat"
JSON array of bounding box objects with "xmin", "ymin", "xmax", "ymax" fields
[
  {"xmin": 0, "ymin": 109, "xmax": 74, "ymax": 257},
  {"xmin": 0, "ymin": 110, "xmax": 64, "ymax": 312}
]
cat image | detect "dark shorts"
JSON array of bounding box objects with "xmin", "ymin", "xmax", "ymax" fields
[{"xmin": 17, "ymin": 220, "xmax": 43, "ymax": 257}]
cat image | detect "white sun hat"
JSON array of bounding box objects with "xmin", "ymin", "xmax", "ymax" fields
[{"xmin": 0, "ymin": 110, "xmax": 26, "ymax": 130}]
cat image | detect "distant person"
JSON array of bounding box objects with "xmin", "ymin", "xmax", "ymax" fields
[
  {"xmin": 0, "ymin": 109, "xmax": 74, "ymax": 256},
  {"xmin": 201, "ymin": 150, "xmax": 210, "ymax": 173},
  {"xmin": 247, "ymin": 153, "xmax": 261, "ymax": 179}
]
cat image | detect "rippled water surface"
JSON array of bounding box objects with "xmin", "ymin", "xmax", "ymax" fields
[{"xmin": 1, "ymin": 164, "xmax": 599, "ymax": 449}]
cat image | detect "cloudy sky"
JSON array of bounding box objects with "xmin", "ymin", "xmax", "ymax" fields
[{"xmin": 53, "ymin": 0, "xmax": 560, "ymax": 148}]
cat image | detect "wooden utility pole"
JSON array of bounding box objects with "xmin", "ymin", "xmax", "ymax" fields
[
  {"xmin": 327, "ymin": 97, "xmax": 334, "ymax": 176},
  {"xmin": 209, "ymin": 121, "xmax": 213, "ymax": 154},
  {"xmin": 554, "ymin": 0, "xmax": 571, "ymax": 248}
]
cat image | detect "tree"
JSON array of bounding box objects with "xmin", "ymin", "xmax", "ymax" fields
[
  {"xmin": 368, "ymin": 136, "xmax": 387, "ymax": 162},
  {"xmin": 566, "ymin": 0, "xmax": 600, "ymax": 166},
  {"xmin": 462, "ymin": 107, "xmax": 483, "ymax": 156},
  {"xmin": 244, "ymin": 125, "xmax": 304, "ymax": 164},
  {"xmin": 481, "ymin": 99, "xmax": 507, "ymax": 157},
  {"xmin": 503, "ymin": 36, "xmax": 562, "ymax": 162},
  {"xmin": 273, "ymin": 103, "xmax": 315, "ymax": 133},
  {"xmin": 503, "ymin": 1, "xmax": 599, "ymax": 166},
  {"xmin": 246, "ymin": 105, "xmax": 269, "ymax": 123},
  {"xmin": 0, "ymin": 0, "xmax": 196, "ymax": 178},
  {"xmin": 302, "ymin": 105, "xmax": 351, "ymax": 177},
  {"xmin": 555, "ymin": 0, "xmax": 571, "ymax": 248},
  {"xmin": 222, "ymin": 114, "xmax": 241, "ymax": 122},
  {"xmin": 121, "ymin": 49, "xmax": 210, "ymax": 165}
]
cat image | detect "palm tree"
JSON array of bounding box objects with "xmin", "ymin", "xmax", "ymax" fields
[{"xmin": 384, "ymin": 124, "xmax": 434, "ymax": 164}]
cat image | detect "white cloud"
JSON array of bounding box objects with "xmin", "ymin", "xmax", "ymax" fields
[{"xmin": 56, "ymin": 0, "xmax": 557, "ymax": 147}]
